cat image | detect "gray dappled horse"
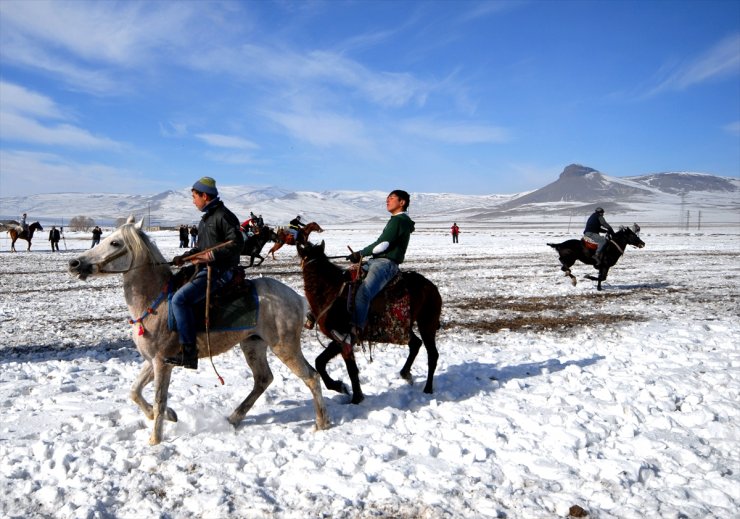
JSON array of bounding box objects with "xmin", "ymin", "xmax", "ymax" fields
[{"xmin": 68, "ymin": 216, "xmax": 329, "ymax": 445}]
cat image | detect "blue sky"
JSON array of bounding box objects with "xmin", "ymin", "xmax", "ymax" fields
[{"xmin": 1, "ymin": 0, "xmax": 738, "ymax": 197}]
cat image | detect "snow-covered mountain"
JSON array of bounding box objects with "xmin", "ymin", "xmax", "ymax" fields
[{"xmin": 1, "ymin": 165, "xmax": 738, "ymax": 228}]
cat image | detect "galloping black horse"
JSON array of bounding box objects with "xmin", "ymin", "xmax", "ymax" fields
[
  {"xmin": 241, "ymin": 224, "xmax": 278, "ymax": 267},
  {"xmin": 297, "ymin": 240, "xmax": 441, "ymax": 404},
  {"xmin": 547, "ymin": 224, "xmax": 645, "ymax": 290}
]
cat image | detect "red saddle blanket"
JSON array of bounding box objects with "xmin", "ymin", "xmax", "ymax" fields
[
  {"xmin": 362, "ymin": 274, "xmax": 412, "ymax": 345},
  {"xmin": 581, "ymin": 236, "xmax": 598, "ymax": 250}
]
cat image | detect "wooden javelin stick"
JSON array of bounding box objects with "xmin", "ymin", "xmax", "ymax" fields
[{"xmin": 178, "ymin": 239, "xmax": 234, "ymax": 264}]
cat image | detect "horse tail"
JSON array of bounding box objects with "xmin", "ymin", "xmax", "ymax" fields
[{"xmin": 546, "ymin": 242, "xmax": 560, "ymax": 249}]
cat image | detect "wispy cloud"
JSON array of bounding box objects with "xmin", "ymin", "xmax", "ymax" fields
[
  {"xmin": 0, "ymin": 82, "xmax": 123, "ymax": 149},
  {"xmin": 195, "ymin": 133, "xmax": 259, "ymax": 150},
  {"xmin": 0, "ymin": 150, "xmax": 157, "ymax": 195},
  {"xmin": 724, "ymin": 121, "xmax": 740, "ymax": 137},
  {"xmin": 400, "ymin": 118, "xmax": 509, "ymax": 144},
  {"xmin": 0, "ymin": 81, "xmax": 64, "ymax": 119},
  {"xmin": 646, "ymin": 33, "xmax": 740, "ymax": 96},
  {"xmin": 265, "ymin": 109, "xmax": 374, "ymax": 153},
  {"xmin": 0, "ymin": 0, "xmax": 202, "ymax": 94}
]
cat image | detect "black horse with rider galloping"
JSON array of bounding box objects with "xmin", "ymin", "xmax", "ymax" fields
[
  {"xmin": 241, "ymin": 224, "xmax": 278, "ymax": 267},
  {"xmin": 547, "ymin": 224, "xmax": 645, "ymax": 290}
]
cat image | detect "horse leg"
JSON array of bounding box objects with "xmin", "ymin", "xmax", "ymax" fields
[
  {"xmin": 149, "ymin": 359, "xmax": 175, "ymax": 446},
  {"xmin": 419, "ymin": 327, "xmax": 439, "ymax": 394},
  {"xmin": 271, "ymin": 340, "xmax": 330, "ymax": 430},
  {"xmin": 268, "ymin": 242, "xmax": 282, "ymax": 259},
  {"xmin": 228, "ymin": 338, "xmax": 273, "ymax": 426},
  {"xmin": 255, "ymin": 255, "xmax": 264, "ymax": 266},
  {"xmin": 560, "ymin": 263, "xmax": 577, "ymax": 286},
  {"xmin": 400, "ymin": 331, "xmax": 422, "ymax": 384},
  {"xmin": 315, "ymin": 341, "xmax": 350, "ymax": 395},
  {"xmin": 130, "ymin": 361, "xmax": 178, "ymax": 422},
  {"xmin": 341, "ymin": 348, "xmax": 364, "ymax": 405}
]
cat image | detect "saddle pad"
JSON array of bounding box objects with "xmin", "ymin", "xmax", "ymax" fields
[
  {"xmin": 581, "ymin": 236, "xmax": 598, "ymax": 250},
  {"xmin": 168, "ymin": 280, "xmax": 259, "ymax": 333},
  {"xmin": 364, "ymin": 274, "xmax": 411, "ymax": 345}
]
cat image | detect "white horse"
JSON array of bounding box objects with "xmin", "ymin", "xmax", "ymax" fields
[{"xmin": 68, "ymin": 216, "xmax": 330, "ymax": 445}]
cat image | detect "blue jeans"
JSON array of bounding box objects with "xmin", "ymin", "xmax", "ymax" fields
[
  {"xmin": 352, "ymin": 258, "xmax": 399, "ymax": 330},
  {"xmin": 171, "ymin": 267, "xmax": 233, "ymax": 345}
]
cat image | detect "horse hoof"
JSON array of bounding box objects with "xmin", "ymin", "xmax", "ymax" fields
[
  {"xmin": 400, "ymin": 371, "xmax": 413, "ymax": 384},
  {"xmin": 350, "ymin": 393, "xmax": 365, "ymax": 405},
  {"xmin": 340, "ymin": 382, "xmax": 351, "ymax": 395},
  {"xmin": 165, "ymin": 408, "xmax": 178, "ymax": 422}
]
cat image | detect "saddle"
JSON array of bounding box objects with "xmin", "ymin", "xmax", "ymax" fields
[
  {"xmin": 168, "ymin": 265, "xmax": 259, "ymax": 332},
  {"xmin": 325, "ymin": 271, "xmax": 411, "ymax": 345},
  {"xmin": 581, "ymin": 236, "xmax": 598, "ymax": 251}
]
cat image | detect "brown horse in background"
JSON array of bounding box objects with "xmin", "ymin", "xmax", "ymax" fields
[
  {"xmin": 9, "ymin": 222, "xmax": 43, "ymax": 252},
  {"xmin": 267, "ymin": 221, "xmax": 323, "ymax": 259},
  {"xmin": 297, "ymin": 240, "xmax": 442, "ymax": 404}
]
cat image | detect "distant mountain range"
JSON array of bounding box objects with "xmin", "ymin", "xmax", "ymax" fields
[{"xmin": 1, "ymin": 164, "xmax": 738, "ymax": 227}]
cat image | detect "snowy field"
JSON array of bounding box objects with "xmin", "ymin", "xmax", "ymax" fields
[{"xmin": 0, "ymin": 224, "xmax": 738, "ymax": 518}]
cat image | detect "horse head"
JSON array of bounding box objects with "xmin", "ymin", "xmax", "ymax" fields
[
  {"xmin": 618, "ymin": 225, "xmax": 645, "ymax": 249},
  {"xmin": 296, "ymin": 239, "xmax": 326, "ymax": 262},
  {"xmin": 68, "ymin": 216, "xmax": 164, "ymax": 280},
  {"xmin": 30, "ymin": 222, "xmax": 43, "ymax": 232}
]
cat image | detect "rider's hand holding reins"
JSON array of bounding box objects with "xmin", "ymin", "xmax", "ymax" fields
[{"xmin": 346, "ymin": 251, "xmax": 362, "ymax": 263}]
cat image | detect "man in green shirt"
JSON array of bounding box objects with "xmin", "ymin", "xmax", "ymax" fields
[{"xmin": 334, "ymin": 189, "xmax": 415, "ymax": 348}]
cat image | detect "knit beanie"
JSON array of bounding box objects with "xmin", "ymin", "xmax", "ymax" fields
[{"xmin": 192, "ymin": 176, "xmax": 218, "ymax": 196}]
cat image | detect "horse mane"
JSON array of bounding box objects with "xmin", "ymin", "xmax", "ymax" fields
[{"xmin": 119, "ymin": 223, "xmax": 168, "ymax": 267}]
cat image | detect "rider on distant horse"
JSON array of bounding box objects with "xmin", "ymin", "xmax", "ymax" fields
[
  {"xmin": 332, "ymin": 189, "xmax": 414, "ymax": 350},
  {"xmin": 584, "ymin": 207, "xmax": 614, "ymax": 266},
  {"xmin": 289, "ymin": 215, "xmax": 305, "ymax": 240},
  {"xmin": 165, "ymin": 176, "xmax": 245, "ymax": 370},
  {"xmin": 19, "ymin": 213, "xmax": 29, "ymax": 233}
]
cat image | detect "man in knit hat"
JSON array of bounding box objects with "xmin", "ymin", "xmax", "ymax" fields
[{"xmin": 165, "ymin": 176, "xmax": 245, "ymax": 369}]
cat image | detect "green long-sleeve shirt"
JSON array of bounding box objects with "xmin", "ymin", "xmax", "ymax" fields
[{"xmin": 360, "ymin": 212, "xmax": 415, "ymax": 264}]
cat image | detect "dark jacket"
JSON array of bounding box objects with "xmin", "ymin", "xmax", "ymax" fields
[
  {"xmin": 186, "ymin": 198, "xmax": 244, "ymax": 269},
  {"xmin": 584, "ymin": 212, "xmax": 614, "ymax": 235},
  {"xmin": 361, "ymin": 212, "xmax": 415, "ymax": 264},
  {"xmin": 49, "ymin": 228, "xmax": 60, "ymax": 241}
]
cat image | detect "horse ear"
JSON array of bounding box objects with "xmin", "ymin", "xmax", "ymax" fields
[
  {"xmin": 319, "ymin": 240, "xmax": 325, "ymax": 252},
  {"xmin": 126, "ymin": 215, "xmax": 135, "ymax": 224},
  {"xmin": 136, "ymin": 218, "xmax": 145, "ymax": 230}
]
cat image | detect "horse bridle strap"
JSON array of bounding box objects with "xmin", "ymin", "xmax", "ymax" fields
[
  {"xmin": 96, "ymin": 247, "xmax": 134, "ymax": 274},
  {"xmin": 608, "ymin": 239, "xmax": 624, "ymax": 255}
]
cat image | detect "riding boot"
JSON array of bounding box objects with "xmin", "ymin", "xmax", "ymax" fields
[
  {"xmin": 593, "ymin": 251, "xmax": 602, "ymax": 266},
  {"xmin": 164, "ymin": 343, "xmax": 198, "ymax": 369}
]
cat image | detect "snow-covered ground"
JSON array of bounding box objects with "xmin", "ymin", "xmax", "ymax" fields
[{"xmin": 0, "ymin": 224, "xmax": 738, "ymax": 518}]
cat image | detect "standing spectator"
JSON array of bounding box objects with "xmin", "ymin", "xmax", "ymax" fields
[
  {"xmin": 91, "ymin": 226, "xmax": 102, "ymax": 248},
  {"xmin": 48, "ymin": 226, "xmax": 61, "ymax": 251},
  {"xmin": 451, "ymin": 222, "xmax": 460, "ymax": 243},
  {"xmin": 189, "ymin": 225, "xmax": 198, "ymax": 247},
  {"xmin": 179, "ymin": 224, "xmax": 189, "ymax": 248}
]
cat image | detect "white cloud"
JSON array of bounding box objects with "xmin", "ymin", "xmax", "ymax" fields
[
  {"xmin": 647, "ymin": 33, "xmax": 740, "ymax": 96},
  {"xmin": 0, "ymin": 111, "xmax": 123, "ymax": 150},
  {"xmin": 265, "ymin": 109, "xmax": 374, "ymax": 152},
  {"xmin": 0, "ymin": 150, "xmax": 155, "ymax": 195},
  {"xmin": 0, "ymin": 81, "xmax": 64, "ymax": 118},
  {"xmin": 400, "ymin": 118, "xmax": 509, "ymax": 144},
  {"xmin": 723, "ymin": 121, "xmax": 740, "ymax": 137},
  {"xmin": 195, "ymin": 133, "xmax": 259, "ymax": 150}
]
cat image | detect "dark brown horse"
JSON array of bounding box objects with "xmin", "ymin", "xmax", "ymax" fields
[
  {"xmin": 241, "ymin": 224, "xmax": 279, "ymax": 267},
  {"xmin": 9, "ymin": 222, "xmax": 43, "ymax": 252},
  {"xmin": 297, "ymin": 240, "xmax": 442, "ymax": 404},
  {"xmin": 547, "ymin": 224, "xmax": 645, "ymax": 290},
  {"xmin": 267, "ymin": 221, "xmax": 323, "ymax": 259}
]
